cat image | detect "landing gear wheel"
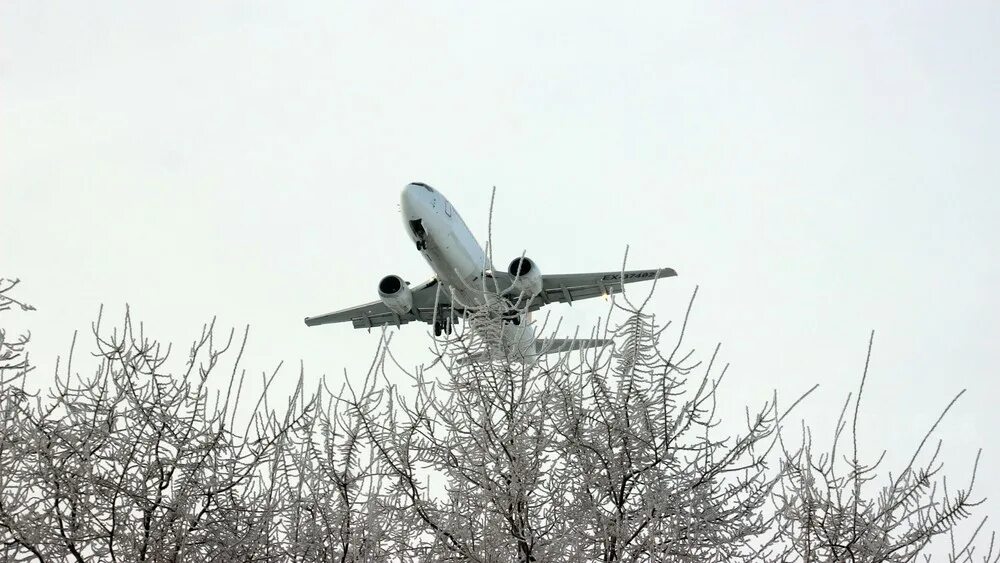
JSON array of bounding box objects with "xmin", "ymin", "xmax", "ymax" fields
[
  {"xmin": 416, "ymin": 240, "xmax": 427, "ymax": 251},
  {"xmin": 434, "ymin": 310, "xmax": 454, "ymax": 337},
  {"xmin": 502, "ymin": 309, "xmax": 522, "ymax": 325}
]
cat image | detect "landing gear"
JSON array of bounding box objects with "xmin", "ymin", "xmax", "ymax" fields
[
  {"xmin": 502, "ymin": 310, "xmax": 522, "ymax": 325},
  {"xmin": 433, "ymin": 314, "xmax": 454, "ymax": 337},
  {"xmin": 416, "ymin": 240, "xmax": 427, "ymax": 251}
]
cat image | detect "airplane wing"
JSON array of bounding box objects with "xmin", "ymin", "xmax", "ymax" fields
[
  {"xmin": 304, "ymin": 279, "xmax": 452, "ymax": 329},
  {"xmin": 526, "ymin": 267, "xmax": 677, "ymax": 309},
  {"xmin": 305, "ymin": 268, "xmax": 676, "ymax": 329}
]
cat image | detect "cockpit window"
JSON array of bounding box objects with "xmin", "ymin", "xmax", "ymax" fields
[{"xmin": 411, "ymin": 182, "xmax": 434, "ymax": 193}]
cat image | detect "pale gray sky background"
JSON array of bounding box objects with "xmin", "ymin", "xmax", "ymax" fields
[{"xmin": 3, "ymin": 0, "xmax": 998, "ymax": 543}]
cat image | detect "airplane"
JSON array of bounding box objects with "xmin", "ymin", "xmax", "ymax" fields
[{"xmin": 304, "ymin": 182, "xmax": 677, "ymax": 360}]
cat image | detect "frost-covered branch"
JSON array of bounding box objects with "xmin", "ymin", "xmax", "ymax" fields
[{"xmin": 1, "ymin": 275, "xmax": 993, "ymax": 562}]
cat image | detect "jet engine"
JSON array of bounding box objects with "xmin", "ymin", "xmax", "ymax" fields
[
  {"xmin": 377, "ymin": 275, "xmax": 413, "ymax": 316},
  {"xmin": 507, "ymin": 257, "xmax": 543, "ymax": 297}
]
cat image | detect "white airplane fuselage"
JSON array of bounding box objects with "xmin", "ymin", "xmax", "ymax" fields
[
  {"xmin": 305, "ymin": 182, "xmax": 674, "ymax": 358},
  {"xmin": 400, "ymin": 182, "xmax": 535, "ymax": 351}
]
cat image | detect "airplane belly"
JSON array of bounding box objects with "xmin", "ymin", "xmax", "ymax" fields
[
  {"xmin": 421, "ymin": 231, "xmax": 486, "ymax": 301},
  {"xmin": 443, "ymin": 230, "xmax": 484, "ymax": 281},
  {"xmin": 503, "ymin": 321, "xmax": 537, "ymax": 353},
  {"xmin": 467, "ymin": 316, "xmax": 538, "ymax": 362}
]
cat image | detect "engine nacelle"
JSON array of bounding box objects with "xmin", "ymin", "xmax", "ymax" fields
[
  {"xmin": 507, "ymin": 256, "xmax": 543, "ymax": 297},
  {"xmin": 377, "ymin": 275, "xmax": 413, "ymax": 316}
]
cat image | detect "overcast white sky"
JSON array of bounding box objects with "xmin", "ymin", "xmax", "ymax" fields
[{"xmin": 3, "ymin": 0, "xmax": 998, "ymax": 541}]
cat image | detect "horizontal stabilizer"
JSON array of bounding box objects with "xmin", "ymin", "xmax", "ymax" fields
[
  {"xmin": 534, "ymin": 338, "xmax": 613, "ymax": 355},
  {"xmin": 455, "ymin": 338, "xmax": 613, "ymax": 366}
]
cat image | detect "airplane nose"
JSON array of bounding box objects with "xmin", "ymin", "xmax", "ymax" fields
[
  {"xmin": 401, "ymin": 184, "xmax": 420, "ymax": 219},
  {"xmin": 401, "ymin": 182, "xmax": 432, "ymax": 219}
]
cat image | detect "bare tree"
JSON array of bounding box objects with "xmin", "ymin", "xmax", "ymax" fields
[
  {"xmin": 0, "ymin": 278, "xmax": 44, "ymax": 562},
  {"xmin": 346, "ymin": 303, "xmax": 570, "ymax": 562},
  {"xmin": 772, "ymin": 332, "xmax": 998, "ymax": 563},
  {"xmin": 0, "ymin": 281, "xmax": 411, "ymax": 562},
  {"xmin": 346, "ymin": 279, "xmax": 814, "ymax": 562},
  {"xmin": 0, "ymin": 306, "xmax": 306, "ymax": 561},
  {"xmin": 0, "ymin": 278, "xmax": 35, "ymax": 386},
  {"xmin": 273, "ymin": 374, "xmax": 416, "ymax": 561},
  {"xmin": 344, "ymin": 278, "xmax": 994, "ymax": 562},
  {"xmin": 542, "ymin": 286, "xmax": 816, "ymax": 562},
  {"xmin": 1, "ymin": 277, "xmax": 993, "ymax": 562}
]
